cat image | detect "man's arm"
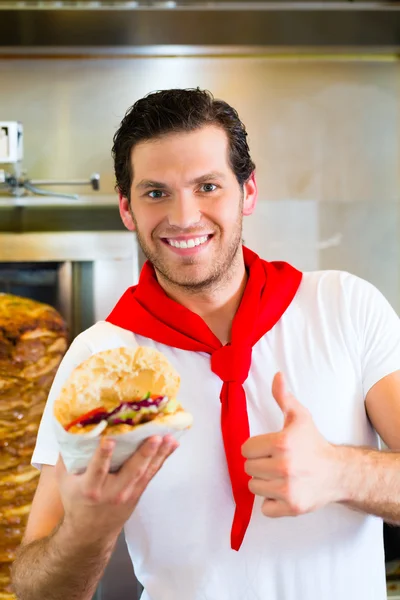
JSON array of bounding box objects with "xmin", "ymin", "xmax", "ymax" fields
[
  {"xmin": 12, "ymin": 436, "xmax": 177, "ymax": 600},
  {"xmin": 242, "ymin": 371, "xmax": 400, "ymax": 521},
  {"xmin": 14, "ymin": 529, "xmax": 116, "ymax": 600},
  {"xmin": 244, "ymin": 275, "xmax": 400, "ymax": 520},
  {"xmin": 336, "ymin": 370, "xmax": 400, "ymax": 523},
  {"xmin": 335, "ymin": 445, "xmax": 400, "ymax": 524},
  {"xmin": 12, "ymin": 457, "xmax": 119, "ymax": 600},
  {"xmin": 13, "ymin": 494, "xmax": 117, "ymax": 600}
]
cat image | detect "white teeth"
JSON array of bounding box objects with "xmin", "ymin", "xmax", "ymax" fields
[{"xmin": 167, "ymin": 235, "xmax": 209, "ymax": 249}]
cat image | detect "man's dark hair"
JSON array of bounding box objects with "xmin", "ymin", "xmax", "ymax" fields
[{"xmin": 112, "ymin": 88, "xmax": 255, "ymax": 199}]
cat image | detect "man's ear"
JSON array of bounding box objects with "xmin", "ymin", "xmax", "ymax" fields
[
  {"xmin": 119, "ymin": 193, "xmax": 136, "ymax": 231},
  {"xmin": 243, "ymin": 172, "xmax": 258, "ymax": 216}
]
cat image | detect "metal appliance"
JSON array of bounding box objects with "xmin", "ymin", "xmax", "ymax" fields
[
  {"xmin": 0, "ymin": 226, "xmax": 139, "ymax": 338},
  {"xmin": 0, "ymin": 121, "xmax": 100, "ymax": 199},
  {"xmin": 2, "ymin": 1, "xmax": 400, "ymax": 51},
  {"xmin": 0, "ymin": 121, "xmax": 23, "ymax": 164}
]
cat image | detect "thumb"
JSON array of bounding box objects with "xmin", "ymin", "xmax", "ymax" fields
[{"xmin": 271, "ymin": 372, "xmax": 303, "ymax": 424}]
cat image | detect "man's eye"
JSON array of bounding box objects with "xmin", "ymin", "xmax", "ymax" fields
[
  {"xmin": 201, "ymin": 183, "xmax": 217, "ymax": 193},
  {"xmin": 148, "ymin": 190, "xmax": 165, "ymax": 199}
]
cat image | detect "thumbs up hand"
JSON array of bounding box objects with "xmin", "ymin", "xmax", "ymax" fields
[{"xmin": 242, "ymin": 372, "xmax": 343, "ymax": 518}]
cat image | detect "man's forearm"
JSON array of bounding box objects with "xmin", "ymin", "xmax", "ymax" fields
[
  {"xmin": 11, "ymin": 519, "xmax": 119, "ymax": 600},
  {"xmin": 334, "ymin": 445, "xmax": 400, "ymax": 524}
]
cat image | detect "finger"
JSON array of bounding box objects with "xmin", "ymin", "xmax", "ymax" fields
[
  {"xmin": 261, "ymin": 498, "xmax": 293, "ymax": 518},
  {"xmin": 248, "ymin": 477, "xmax": 282, "ymax": 499},
  {"xmin": 117, "ymin": 436, "xmax": 178, "ymax": 504},
  {"xmin": 242, "ymin": 433, "xmax": 280, "ymax": 460},
  {"xmin": 135, "ymin": 436, "xmax": 178, "ymax": 491},
  {"xmin": 83, "ymin": 437, "xmax": 115, "ymax": 498},
  {"xmin": 244, "ymin": 457, "xmax": 286, "ymax": 479},
  {"xmin": 271, "ymin": 372, "xmax": 287, "ymax": 413},
  {"xmin": 114, "ymin": 436, "xmax": 163, "ymax": 493},
  {"xmin": 272, "ymin": 372, "xmax": 305, "ymax": 425},
  {"xmin": 145, "ymin": 435, "xmax": 179, "ymax": 479}
]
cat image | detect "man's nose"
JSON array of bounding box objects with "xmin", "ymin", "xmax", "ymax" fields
[{"xmin": 167, "ymin": 193, "xmax": 202, "ymax": 229}]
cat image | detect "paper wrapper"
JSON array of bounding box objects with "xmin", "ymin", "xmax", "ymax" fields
[{"xmin": 53, "ymin": 416, "xmax": 190, "ymax": 474}]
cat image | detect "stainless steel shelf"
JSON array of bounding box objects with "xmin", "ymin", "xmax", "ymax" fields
[{"xmin": 0, "ymin": 195, "xmax": 126, "ymax": 233}]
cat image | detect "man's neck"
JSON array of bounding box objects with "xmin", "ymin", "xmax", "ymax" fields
[{"xmin": 156, "ymin": 260, "xmax": 247, "ymax": 345}]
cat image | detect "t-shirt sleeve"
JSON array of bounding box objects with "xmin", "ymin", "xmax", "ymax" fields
[
  {"xmin": 31, "ymin": 334, "xmax": 93, "ymax": 470},
  {"xmin": 345, "ymin": 273, "xmax": 400, "ymax": 397}
]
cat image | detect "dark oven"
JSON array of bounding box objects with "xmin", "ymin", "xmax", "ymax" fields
[{"xmin": 0, "ymin": 231, "xmax": 139, "ymax": 339}]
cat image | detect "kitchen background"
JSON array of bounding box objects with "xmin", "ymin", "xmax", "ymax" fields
[
  {"xmin": 1, "ymin": 55, "xmax": 398, "ymax": 309},
  {"xmin": 1, "ymin": 2, "xmax": 400, "ymax": 599}
]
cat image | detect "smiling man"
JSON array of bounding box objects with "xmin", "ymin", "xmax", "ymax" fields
[
  {"xmin": 12, "ymin": 88, "xmax": 400, "ymax": 600},
  {"xmin": 117, "ymin": 115, "xmax": 258, "ymax": 345},
  {"xmin": 128, "ymin": 128, "xmax": 247, "ymax": 285}
]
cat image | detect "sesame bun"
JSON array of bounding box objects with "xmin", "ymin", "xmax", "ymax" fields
[{"xmin": 53, "ymin": 346, "xmax": 192, "ymax": 433}]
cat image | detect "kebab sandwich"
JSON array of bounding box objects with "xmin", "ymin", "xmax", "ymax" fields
[{"xmin": 53, "ymin": 346, "xmax": 193, "ymax": 437}]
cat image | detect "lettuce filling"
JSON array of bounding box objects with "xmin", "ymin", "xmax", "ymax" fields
[{"xmin": 77, "ymin": 395, "xmax": 174, "ymax": 428}]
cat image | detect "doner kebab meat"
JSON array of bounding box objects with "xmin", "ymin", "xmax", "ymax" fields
[{"xmin": 0, "ymin": 294, "xmax": 68, "ymax": 600}]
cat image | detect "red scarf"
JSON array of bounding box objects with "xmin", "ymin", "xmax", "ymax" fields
[{"xmin": 106, "ymin": 246, "xmax": 302, "ymax": 550}]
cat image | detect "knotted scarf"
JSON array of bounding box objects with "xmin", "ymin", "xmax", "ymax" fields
[{"xmin": 106, "ymin": 246, "xmax": 302, "ymax": 550}]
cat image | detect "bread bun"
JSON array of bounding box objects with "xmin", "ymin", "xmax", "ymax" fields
[{"xmin": 54, "ymin": 346, "xmax": 182, "ymax": 429}]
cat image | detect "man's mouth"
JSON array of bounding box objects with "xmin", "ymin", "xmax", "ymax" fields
[{"xmin": 162, "ymin": 234, "xmax": 213, "ymax": 249}]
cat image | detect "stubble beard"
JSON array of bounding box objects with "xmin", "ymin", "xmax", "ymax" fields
[{"xmin": 131, "ymin": 210, "xmax": 244, "ymax": 294}]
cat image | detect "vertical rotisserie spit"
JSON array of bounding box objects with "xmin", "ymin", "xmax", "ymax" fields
[{"xmin": 0, "ymin": 294, "xmax": 68, "ymax": 600}]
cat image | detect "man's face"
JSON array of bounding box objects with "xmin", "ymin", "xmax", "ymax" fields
[{"xmin": 120, "ymin": 125, "xmax": 257, "ymax": 291}]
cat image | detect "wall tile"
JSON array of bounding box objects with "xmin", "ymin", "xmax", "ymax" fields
[
  {"xmin": 0, "ymin": 58, "xmax": 398, "ymax": 203},
  {"xmin": 318, "ymin": 201, "xmax": 399, "ymax": 311},
  {"xmin": 243, "ymin": 199, "xmax": 318, "ymax": 272}
]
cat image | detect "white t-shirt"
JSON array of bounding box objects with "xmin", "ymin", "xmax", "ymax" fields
[{"xmin": 32, "ymin": 270, "xmax": 400, "ymax": 600}]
